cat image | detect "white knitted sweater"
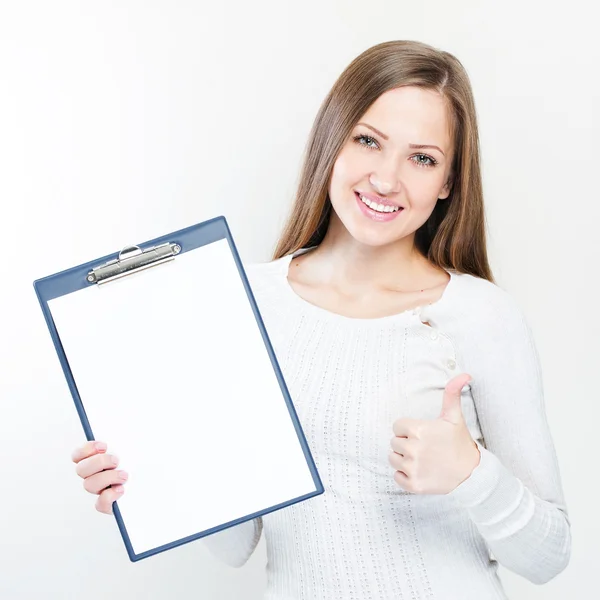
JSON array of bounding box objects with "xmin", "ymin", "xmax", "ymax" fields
[{"xmin": 203, "ymin": 248, "xmax": 571, "ymax": 599}]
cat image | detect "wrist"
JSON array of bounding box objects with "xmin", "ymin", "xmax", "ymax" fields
[{"xmin": 457, "ymin": 440, "xmax": 481, "ymax": 486}]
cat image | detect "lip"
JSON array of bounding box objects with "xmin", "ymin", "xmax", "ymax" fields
[
  {"xmin": 355, "ymin": 190, "xmax": 404, "ymax": 208},
  {"xmin": 355, "ymin": 191, "xmax": 405, "ymax": 222}
]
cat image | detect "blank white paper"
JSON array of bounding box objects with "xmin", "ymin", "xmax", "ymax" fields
[{"xmin": 48, "ymin": 238, "xmax": 317, "ymax": 556}]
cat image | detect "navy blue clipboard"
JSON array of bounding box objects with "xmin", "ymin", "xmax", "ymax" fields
[{"xmin": 33, "ymin": 215, "xmax": 324, "ymax": 562}]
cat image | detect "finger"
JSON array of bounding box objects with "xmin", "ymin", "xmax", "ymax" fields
[
  {"xmin": 389, "ymin": 450, "xmax": 410, "ymax": 472},
  {"xmin": 76, "ymin": 453, "xmax": 119, "ymax": 479},
  {"xmin": 83, "ymin": 468, "xmax": 129, "ymax": 495},
  {"xmin": 393, "ymin": 470, "xmax": 414, "ymax": 491},
  {"xmin": 392, "ymin": 418, "xmax": 422, "ymax": 438},
  {"xmin": 440, "ymin": 376, "xmax": 471, "ymax": 423},
  {"xmin": 72, "ymin": 440, "xmax": 107, "ymax": 464},
  {"xmin": 390, "ymin": 436, "xmax": 412, "ymax": 456},
  {"xmin": 95, "ymin": 485, "xmax": 125, "ymax": 515}
]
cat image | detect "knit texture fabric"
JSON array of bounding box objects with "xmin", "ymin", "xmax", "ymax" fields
[{"xmin": 203, "ymin": 248, "xmax": 571, "ymax": 599}]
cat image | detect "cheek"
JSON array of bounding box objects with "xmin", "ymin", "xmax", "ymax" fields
[
  {"xmin": 406, "ymin": 172, "xmax": 448, "ymax": 206},
  {"xmin": 330, "ymin": 156, "xmax": 350, "ymax": 189},
  {"xmin": 331, "ymin": 150, "xmax": 368, "ymax": 187}
]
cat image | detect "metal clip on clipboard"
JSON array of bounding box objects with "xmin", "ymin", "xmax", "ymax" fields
[{"xmin": 86, "ymin": 242, "xmax": 182, "ymax": 285}]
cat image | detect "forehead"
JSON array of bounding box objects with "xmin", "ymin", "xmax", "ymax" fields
[{"xmin": 359, "ymin": 86, "xmax": 453, "ymax": 149}]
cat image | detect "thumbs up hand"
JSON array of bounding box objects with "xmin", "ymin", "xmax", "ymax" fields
[{"xmin": 389, "ymin": 374, "xmax": 481, "ymax": 495}]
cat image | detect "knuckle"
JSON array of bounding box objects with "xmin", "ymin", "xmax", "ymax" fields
[
  {"xmin": 96, "ymin": 493, "xmax": 112, "ymax": 515},
  {"xmin": 75, "ymin": 455, "xmax": 93, "ymax": 478},
  {"xmin": 72, "ymin": 441, "xmax": 99, "ymax": 464},
  {"xmin": 71, "ymin": 445, "xmax": 85, "ymax": 463},
  {"xmin": 96, "ymin": 501, "xmax": 111, "ymax": 515},
  {"xmin": 393, "ymin": 471, "xmax": 404, "ymax": 487},
  {"xmin": 82, "ymin": 478, "xmax": 93, "ymax": 494}
]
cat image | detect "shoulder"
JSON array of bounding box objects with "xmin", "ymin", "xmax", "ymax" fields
[
  {"xmin": 452, "ymin": 270, "xmax": 509, "ymax": 302},
  {"xmin": 241, "ymin": 255, "xmax": 288, "ymax": 296},
  {"xmin": 450, "ymin": 271, "xmax": 532, "ymax": 334},
  {"xmin": 243, "ymin": 256, "xmax": 285, "ymax": 280}
]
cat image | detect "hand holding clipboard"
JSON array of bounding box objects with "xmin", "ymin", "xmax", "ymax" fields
[{"xmin": 72, "ymin": 440, "xmax": 128, "ymax": 514}]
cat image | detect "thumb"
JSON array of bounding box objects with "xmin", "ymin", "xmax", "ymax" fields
[{"xmin": 439, "ymin": 374, "xmax": 472, "ymax": 424}]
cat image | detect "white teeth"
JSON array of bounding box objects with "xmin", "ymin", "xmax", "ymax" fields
[{"xmin": 359, "ymin": 194, "xmax": 401, "ymax": 213}]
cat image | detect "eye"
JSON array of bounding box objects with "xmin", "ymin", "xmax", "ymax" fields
[
  {"xmin": 411, "ymin": 154, "xmax": 438, "ymax": 168},
  {"xmin": 353, "ymin": 134, "xmax": 379, "ymax": 150},
  {"xmin": 353, "ymin": 134, "xmax": 439, "ymax": 168}
]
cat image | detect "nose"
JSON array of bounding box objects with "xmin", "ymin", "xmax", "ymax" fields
[{"xmin": 369, "ymin": 167, "xmax": 400, "ymax": 195}]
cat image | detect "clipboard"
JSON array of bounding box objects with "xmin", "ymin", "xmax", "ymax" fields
[{"xmin": 33, "ymin": 216, "xmax": 324, "ymax": 562}]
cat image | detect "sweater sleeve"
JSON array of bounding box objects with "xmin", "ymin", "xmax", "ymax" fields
[
  {"xmin": 444, "ymin": 290, "xmax": 571, "ymax": 585},
  {"xmin": 202, "ymin": 517, "xmax": 263, "ymax": 568}
]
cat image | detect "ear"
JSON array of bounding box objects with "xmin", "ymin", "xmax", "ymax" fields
[{"xmin": 438, "ymin": 174, "xmax": 453, "ymax": 200}]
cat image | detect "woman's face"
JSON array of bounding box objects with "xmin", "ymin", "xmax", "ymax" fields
[{"xmin": 328, "ymin": 86, "xmax": 455, "ymax": 248}]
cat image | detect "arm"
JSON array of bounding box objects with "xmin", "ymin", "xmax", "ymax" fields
[
  {"xmin": 445, "ymin": 292, "xmax": 571, "ymax": 585},
  {"xmin": 202, "ymin": 517, "xmax": 263, "ymax": 568}
]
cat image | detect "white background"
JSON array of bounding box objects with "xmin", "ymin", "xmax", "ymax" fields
[{"xmin": 1, "ymin": 1, "xmax": 597, "ymax": 599}]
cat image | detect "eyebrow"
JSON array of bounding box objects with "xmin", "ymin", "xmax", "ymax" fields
[{"xmin": 356, "ymin": 122, "xmax": 446, "ymax": 156}]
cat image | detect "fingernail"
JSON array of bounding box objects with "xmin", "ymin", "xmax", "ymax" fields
[
  {"xmin": 119, "ymin": 471, "xmax": 129, "ymax": 481},
  {"xmin": 111, "ymin": 455, "xmax": 119, "ymax": 466},
  {"xmin": 116, "ymin": 486, "xmax": 124, "ymax": 494},
  {"xmin": 95, "ymin": 442, "xmax": 107, "ymax": 452}
]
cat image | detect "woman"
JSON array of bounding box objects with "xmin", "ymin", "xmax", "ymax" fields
[{"xmin": 71, "ymin": 40, "xmax": 571, "ymax": 599}]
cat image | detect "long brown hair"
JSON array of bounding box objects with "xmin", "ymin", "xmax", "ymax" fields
[{"xmin": 272, "ymin": 40, "xmax": 495, "ymax": 283}]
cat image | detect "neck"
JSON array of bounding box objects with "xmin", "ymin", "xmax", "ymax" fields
[{"xmin": 306, "ymin": 217, "xmax": 436, "ymax": 293}]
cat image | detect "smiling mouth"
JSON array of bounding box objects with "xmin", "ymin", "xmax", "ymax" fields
[{"xmin": 355, "ymin": 191, "xmax": 404, "ymax": 213}]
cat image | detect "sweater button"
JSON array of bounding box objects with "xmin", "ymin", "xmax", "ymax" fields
[
  {"xmin": 429, "ymin": 330, "xmax": 438, "ymax": 340},
  {"xmin": 447, "ymin": 359, "xmax": 456, "ymax": 370}
]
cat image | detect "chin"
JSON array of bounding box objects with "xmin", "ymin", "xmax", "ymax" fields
[
  {"xmin": 338, "ymin": 210, "xmax": 403, "ymax": 247},
  {"xmin": 344, "ymin": 223, "xmax": 402, "ymax": 248}
]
